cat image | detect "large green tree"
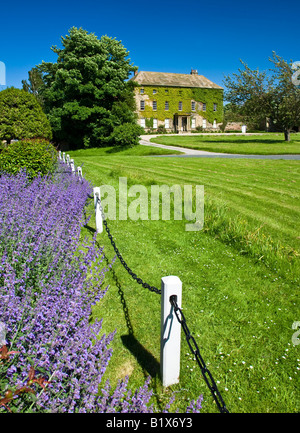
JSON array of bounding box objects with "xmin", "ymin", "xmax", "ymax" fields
[
  {"xmin": 22, "ymin": 67, "xmax": 44, "ymax": 107},
  {"xmin": 223, "ymin": 52, "xmax": 300, "ymax": 141},
  {"xmin": 37, "ymin": 27, "xmax": 138, "ymax": 149},
  {"xmin": 0, "ymin": 87, "xmax": 52, "ymax": 143}
]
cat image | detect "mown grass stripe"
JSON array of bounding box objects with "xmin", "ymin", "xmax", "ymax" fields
[{"xmin": 69, "ymin": 144, "xmax": 299, "ymax": 413}]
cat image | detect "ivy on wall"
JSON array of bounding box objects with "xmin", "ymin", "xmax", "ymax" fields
[{"xmin": 136, "ymin": 86, "xmax": 223, "ymax": 124}]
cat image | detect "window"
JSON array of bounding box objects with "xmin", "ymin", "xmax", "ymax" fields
[
  {"xmin": 213, "ymin": 119, "xmax": 217, "ymax": 129},
  {"xmin": 165, "ymin": 89, "xmax": 169, "ymax": 95},
  {"xmin": 178, "ymin": 101, "xmax": 183, "ymax": 111},
  {"xmin": 140, "ymin": 88, "xmax": 144, "ymax": 94},
  {"xmin": 153, "ymin": 100, "xmax": 157, "ymax": 111},
  {"xmin": 140, "ymin": 100, "xmax": 145, "ymax": 111},
  {"xmin": 213, "ymin": 103, "xmax": 217, "ymax": 111},
  {"xmin": 179, "ymin": 90, "xmax": 182, "ymax": 96},
  {"xmin": 202, "ymin": 103, "xmax": 206, "ymax": 112},
  {"xmin": 153, "ymin": 89, "xmax": 157, "ymax": 94},
  {"xmin": 153, "ymin": 119, "xmax": 158, "ymax": 129},
  {"xmin": 165, "ymin": 118, "xmax": 170, "ymax": 129},
  {"xmin": 202, "ymin": 119, "xmax": 207, "ymax": 129},
  {"xmin": 191, "ymin": 101, "xmax": 196, "ymax": 111},
  {"xmin": 165, "ymin": 101, "xmax": 169, "ymax": 110},
  {"xmin": 191, "ymin": 118, "xmax": 196, "ymax": 129},
  {"xmin": 140, "ymin": 118, "xmax": 145, "ymax": 128}
]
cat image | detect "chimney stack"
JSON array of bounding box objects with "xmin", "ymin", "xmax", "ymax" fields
[{"xmin": 190, "ymin": 69, "xmax": 198, "ymax": 75}]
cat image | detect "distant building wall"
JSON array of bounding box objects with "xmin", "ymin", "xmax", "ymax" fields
[{"xmin": 131, "ymin": 70, "xmax": 224, "ymax": 132}]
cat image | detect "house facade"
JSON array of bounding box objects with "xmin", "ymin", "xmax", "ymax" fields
[{"xmin": 130, "ymin": 69, "xmax": 223, "ymax": 132}]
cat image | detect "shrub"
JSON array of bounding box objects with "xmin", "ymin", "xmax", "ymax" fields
[
  {"xmin": 156, "ymin": 125, "xmax": 167, "ymax": 134},
  {"xmin": 0, "ymin": 88, "xmax": 52, "ymax": 143},
  {"xmin": 0, "ymin": 139, "xmax": 57, "ymax": 178},
  {"xmin": 111, "ymin": 123, "xmax": 144, "ymax": 147}
]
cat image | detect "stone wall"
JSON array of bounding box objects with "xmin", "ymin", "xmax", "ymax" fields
[{"xmin": 224, "ymin": 122, "xmax": 243, "ymax": 131}]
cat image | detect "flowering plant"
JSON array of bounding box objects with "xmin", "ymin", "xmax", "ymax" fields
[
  {"xmin": 0, "ymin": 165, "xmax": 203, "ymax": 413},
  {"xmin": 0, "ymin": 167, "xmax": 115, "ymax": 412}
]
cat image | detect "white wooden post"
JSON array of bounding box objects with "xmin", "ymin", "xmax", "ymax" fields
[
  {"xmin": 66, "ymin": 154, "xmax": 70, "ymax": 166},
  {"xmin": 62, "ymin": 152, "xmax": 66, "ymax": 163},
  {"xmin": 77, "ymin": 166, "xmax": 83, "ymax": 181},
  {"xmin": 70, "ymin": 159, "xmax": 75, "ymax": 174},
  {"xmin": 93, "ymin": 187, "xmax": 103, "ymax": 233},
  {"xmin": 58, "ymin": 150, "xmax": 62, "ymax": 160},
  {"xmin": 160, "ymin": 276, "xmax": 182, "ymax": 387}
]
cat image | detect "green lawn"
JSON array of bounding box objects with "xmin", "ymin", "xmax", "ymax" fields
[
  {"xmin": 68, "ymin": 144, "xmax": 182, "ymax": 158},
  {"xmin": 68, "ymin": 144, "xmax": 300, "ymax": 413},
  {"xmin": 150, "ymin": 132, "xmax": 300, "ymax": 155}
]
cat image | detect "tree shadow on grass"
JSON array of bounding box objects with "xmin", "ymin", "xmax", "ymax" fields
[
  {"xmin": 106, "ymin": 145, "xmax": 132, "ymax": 154},
  {"xmin": 197, "ymin": 138, "xmax": 285, "ymax": 144}
]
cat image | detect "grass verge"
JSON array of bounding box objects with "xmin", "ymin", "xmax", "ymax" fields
[
  {"xmin": 69, "ymin": 144, "xmax": 299, "ymax": 413},
  {"xmin": 150, "ymin": 132, "xmax": 300, "ymax": 155}
]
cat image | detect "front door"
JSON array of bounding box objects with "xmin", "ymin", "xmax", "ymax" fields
[{"xmin": 174, "ymin": 115, "xmax": 189, "ymax": 132}]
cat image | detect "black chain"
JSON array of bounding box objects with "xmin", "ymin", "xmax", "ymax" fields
[
  {"xmin": 92, "ymin": 192, "xmax": 229, "ymax": 412},
  {"xmin": 170, "ymin": 295, "xmax": 229, "ymax": 414},
  {"xmin": 95, "ymin": 194, "xmax": 161, "ymax": 294}
]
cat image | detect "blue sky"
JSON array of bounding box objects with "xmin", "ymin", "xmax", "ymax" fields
[{"xmin": 0, "ymin": 0, "xmax": 299, "ymax": 90}]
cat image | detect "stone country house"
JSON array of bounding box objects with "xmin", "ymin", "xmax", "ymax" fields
[{"xmin": 129, "ymin": 69, "xmax": 224, "ymax": 133}]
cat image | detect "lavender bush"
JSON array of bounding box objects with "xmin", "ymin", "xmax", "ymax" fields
[
  {"xmin": 0, "ymin": 164, "xmax": 202, "ymax": 413},
  {"xmin": 0, "ymin": 166, "xmax": 116, "ymax": 412}
]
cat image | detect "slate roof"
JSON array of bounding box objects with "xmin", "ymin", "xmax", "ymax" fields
[{"xmin": 130, "ymin": 71, "xmax": 223, "ymax": 89}]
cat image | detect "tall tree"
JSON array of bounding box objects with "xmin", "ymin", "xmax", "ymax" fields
[
  {"xmin": 37, "ymin": 27, "xmax": 138, "ymax": 149},
  {"xmin": 22, "ymin": 67, "xmax": 44, "ymax": 106},
  {"xmin": 223, "ymin": 52, "xmax": 300, "ymax": 141}
]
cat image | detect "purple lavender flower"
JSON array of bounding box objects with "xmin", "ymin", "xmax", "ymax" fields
[
  {"xmin": 0, "ymin": 167, "xmax": 203, "ymax": 414},
  {"xmin": 0, "ymin": 169, "xmax": 115, "ymax": 412}
]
